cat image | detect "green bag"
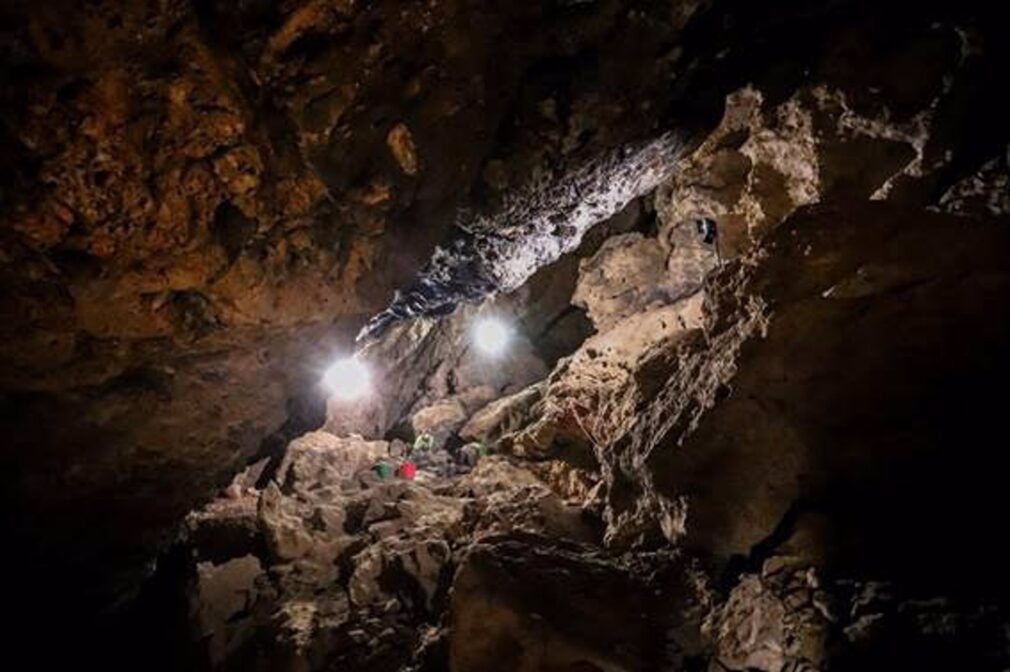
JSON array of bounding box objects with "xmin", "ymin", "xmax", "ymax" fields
[{"xmin": 373, "ymin": 461, "xmax": 393, "ymax": 479}]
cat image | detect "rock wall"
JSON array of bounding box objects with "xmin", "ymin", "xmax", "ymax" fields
[
  {"xmin": 0, "ymin": 0, "xmax": 709, "ymax": 635},
  {"xmin": 174, "ymin": 194, "xmax": 1010, "ymax": 671},
  {"xmin": 3, "ymin": 0, "xmax": 1010, "ymax": 669}
]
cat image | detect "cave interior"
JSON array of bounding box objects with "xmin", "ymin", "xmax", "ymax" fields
[{"xmin": 2, "ymin": 0, "xmax": 1010, "ymax": 670}]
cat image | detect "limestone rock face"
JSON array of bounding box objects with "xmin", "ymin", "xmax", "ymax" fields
[
  {"xmin": 459, "ymin": 383, "xmax": 546, "ymax": 448},
  {"xmin": 471, "ymin": 5, "xmax": 1010, "ymax": 557},
  {"xmin": 445, "ymin": 202, "xmax": 1009, "ymax": 672},
  {"xmin": 573, "ymin": 233, "xmax": 686, "ymax": 331},
  {"xmin": 5, "ymin": 1, "xmax": 1010, "ymax": 669},
  {"xmin": 633, "ymin": 202, "xmax": 1010, "ymax": 569},
  {"xmin": 0, "ymin": 0, "xmax": 701, "ymax": 629},
  {"xmin": 192, "ymin": 555, "xmax": 265, "ymax": 667}
]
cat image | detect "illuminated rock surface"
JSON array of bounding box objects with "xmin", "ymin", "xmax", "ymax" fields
[{"xmin": 3, "ymin": 1, "xmax": 1010, "ymax": 669}]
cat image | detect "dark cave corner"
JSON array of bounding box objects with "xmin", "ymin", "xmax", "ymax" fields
[{"xmin": 2, "ymin": 1, "xmax": 1010, "ymax": 670}]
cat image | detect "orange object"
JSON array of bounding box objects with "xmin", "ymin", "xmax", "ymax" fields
[{"xmin": 398, "ymin": 460, "xmax": 417, "ymax": 480}]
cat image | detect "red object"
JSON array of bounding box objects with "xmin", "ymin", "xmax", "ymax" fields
[{"xmin": 398, "ymin": 461, "xmax": 417, "ymax": 480}]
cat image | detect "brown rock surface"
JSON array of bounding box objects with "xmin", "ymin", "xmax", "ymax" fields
[
  {"xmin": 170, "ymin": 423, "xmax": 608, "ymax": 671},
  {"xmin": 1, "ymin": 0, "xmax": 701, "ymax": 623},
  {"xmin": 4, "ymin": 1, "xmax": 1010, "ymax": 670},
  {"xmin": 633, "ymin": 202, "xmax": 1010, "ymax": 574},
  {"xmin": 448, "ymin": 536, "xmax": 670, "ymax": 672}
]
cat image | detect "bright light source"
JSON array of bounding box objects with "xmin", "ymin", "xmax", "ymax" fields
[
  {"xmin": 472, "ymin": 316, "xmax": 511, "ymax": 357},
  {"xmin": 322, "ymin": 356, "xmax": 372, "ymax": 400}
]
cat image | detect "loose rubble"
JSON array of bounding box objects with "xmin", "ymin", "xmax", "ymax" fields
[{"xmin": 179, "ymin": 424, "xmax": 614, "ymax": 670}]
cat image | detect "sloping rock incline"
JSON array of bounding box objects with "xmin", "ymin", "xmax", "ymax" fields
[{"xmin": 616, "ymin": 201, "xmax": 1010, "ymax": 587}]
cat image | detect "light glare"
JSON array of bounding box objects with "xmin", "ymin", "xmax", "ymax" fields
[
  {"xmin": 323, "ymin": 357, "xmax": 372, "ymax": 400},
  {"xmin": 472, "ymin": 316, "xmax": 511, "ymax": 356}
]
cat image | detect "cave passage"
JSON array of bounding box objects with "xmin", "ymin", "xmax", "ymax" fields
[{"xmin": 2, "ymin": 1, "xmax": 1010, "ymax": 670}]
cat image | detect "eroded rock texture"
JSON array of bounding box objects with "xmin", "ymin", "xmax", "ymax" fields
[
  {"xmin": 3, "ymin": 0, "xmax": 1010, "ymax": 670},
  {"xmin": 171, "ymin": 428, "xmax": 611, "ymax": 670},
  {"xmin": 0, "ymin": 0, "xmax": 710, "ymax": 637}
]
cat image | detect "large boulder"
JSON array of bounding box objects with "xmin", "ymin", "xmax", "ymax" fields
[
  {"xmin": 276, "ymin": 431, "xmax": 389, "ymax": 493},
  {"xmin": 190, "ymin": 555, "xmax": 265, "ymax": 667},
  {"xmin": 704, "ymin": 557, "xmax": 1008, "ymax": 672},
  {"xmin": 448, "ymin": 536, "xmax": 673, "ymax": 672},
  {"xmin": 573, "ymin": 233, "xmax": 690, "ymax": 332}
]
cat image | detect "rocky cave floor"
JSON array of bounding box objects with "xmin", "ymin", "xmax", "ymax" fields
[
  {"xmin": 161, "ymin": 194, "xmax": 1010, "ymax": 672},
  {"xmin": 170, "ymin": 418, "xmax": 1010, "ymax": 672},
  {"xmin": 4, "ymin": 1, "xmax": 1010, "ymax": 670}
]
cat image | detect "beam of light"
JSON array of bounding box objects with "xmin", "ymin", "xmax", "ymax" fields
[
  {"xmin": 322, "ymin": 356, "xmax": 372, "ymax": 401},
  {"xmin": 471, "ymin": 316, "xmax": 511, "ymax": 357}
]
